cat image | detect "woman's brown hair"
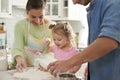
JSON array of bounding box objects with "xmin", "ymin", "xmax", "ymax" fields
[{"xmin": 26, "ymin": 0, "xmax": 46, "ymax": 14}]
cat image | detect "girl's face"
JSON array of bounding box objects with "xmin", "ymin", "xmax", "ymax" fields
[
  {"xmin": 72, "ymin": 0, "xmax": 91, "ymax": 6},
  {"xmin": 27, "ymin": 9, "xmax": 45, "ymax": 26},
  {"xmin": 52, "ymin": 32, "xmax": 69, "ymax": 49}
]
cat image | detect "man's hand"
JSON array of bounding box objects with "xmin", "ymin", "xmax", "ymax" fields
[
  {"xmin": 69, "ymin": 65, "xmax": 81, "ymax": 73},
  {"xmin": 47, "ymin": 59, "xmax": 77, "ymax": 76}
]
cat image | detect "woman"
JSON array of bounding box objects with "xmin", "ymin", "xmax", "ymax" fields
[{"xmin": 12, "ymin": 0, "xmax": 52, "ymax": 72}]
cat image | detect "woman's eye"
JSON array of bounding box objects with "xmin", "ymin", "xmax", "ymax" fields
[
  {"xmin": 32, "ymin": 16, "xmax": 36, "ymax": 19},
  {"xmin": 57, "ymin": 39, "xmax": 61, "ymax": 41}
]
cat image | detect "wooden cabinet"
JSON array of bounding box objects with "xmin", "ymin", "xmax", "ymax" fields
[{"xmin": 0, "ymin": 0, "xmax": 12, "ymax": 18}]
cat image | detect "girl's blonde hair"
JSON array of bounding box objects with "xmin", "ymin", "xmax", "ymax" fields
[{"xmin": 49, "ymin": 21, "xmax": 76, "ymax": 47}]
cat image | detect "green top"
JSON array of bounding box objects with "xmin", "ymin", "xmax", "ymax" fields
[{"xmin": 11, "ymin": 19, "xmax": 52, "ymax": 62}]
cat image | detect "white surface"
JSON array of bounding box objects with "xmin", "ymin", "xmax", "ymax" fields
[
  {"xmin": 0, "ymin": 63, "xmax": 87, "ymax": 80},
  {"xmin": 0, "ymin": 71, "xmax": 13, "ymax": 80},
  {"xmin": 34, "ymin": 53, "xmax": 56, "ymax": 70},
  {"xmin": 0, "ymin": 58, "xmax": 7, "ymax": 71},
  {"xmin": 13, "ymin": 68, "xmax": 56, "ymax": 80},
  {"xmin": 0, "ymin": 51, "xmax": 7, "ymax": 71},
  {"xmin": 0, "ymin": 67, "xmax": 57, "ymax": 80},
  {"xmin": 75, "ymin": 63, "xmax": 87, "ymax": 80},
  {"xmin": 0, "ymin": 33, "xmax": 6, "ymax": 39}
]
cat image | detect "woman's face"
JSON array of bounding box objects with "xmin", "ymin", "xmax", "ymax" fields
[
  {"xmin": 27, "ymin": 9, "xmax": 45, "ymax": 26},
  {"xmin": 72, "ymin": 0, "xmax": 91, "ymax": 6}
]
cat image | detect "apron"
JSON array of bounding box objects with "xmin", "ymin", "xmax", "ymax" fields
[{"xmin": 25, "ymin": 21, "xmax": 47, "ymax": 67}]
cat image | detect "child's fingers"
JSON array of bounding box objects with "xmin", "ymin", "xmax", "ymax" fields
[{"xmin": 38, "ymin": 64, "xmax": 48, "ymax": 71}]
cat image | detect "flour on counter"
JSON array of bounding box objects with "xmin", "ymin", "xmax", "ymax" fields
[{"xmin": 13, "ymin": 67, "xmax": 56, "ymax": 80}]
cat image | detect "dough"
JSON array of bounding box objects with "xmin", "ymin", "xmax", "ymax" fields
[{"xmin": 13, "ymin": 67, "xmax": 56, "ymax": 80}]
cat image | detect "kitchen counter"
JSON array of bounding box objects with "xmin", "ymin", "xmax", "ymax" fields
[
  {"xmin": 0, "ymin": 70, "xmax": 15, "ymax": 80},
  {"xmin": 0, "ymin": 64, "xmax": 86, "ymax": 80},
  {"xmin": 0, "ymin": 67, "xmax": 57, "ymax": 80}
]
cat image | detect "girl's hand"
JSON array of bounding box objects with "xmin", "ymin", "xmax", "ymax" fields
[
  {"xmin": 38, "ymin": 64, "xmax": 48, "ymax": 72},
  {"xmin": 44, "ymin": 38, "xmax": 51, "ymax": 52},
  {"xmin": 15, "ymin": 56, "xmax": 27, "ymax": 72},
  {"xmin": 44, "ymin": 38, "xmax": 51, "ymax": 47}
]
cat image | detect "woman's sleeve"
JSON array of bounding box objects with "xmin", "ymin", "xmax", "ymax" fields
[{"xmin": 11, "ymin": 21, "xmax": 26, "ymax": 60}]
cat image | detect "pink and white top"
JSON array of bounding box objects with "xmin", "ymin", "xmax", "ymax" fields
[{"xmin": 51, "ymin": 45, "xmax": 79, "ymax": 60}]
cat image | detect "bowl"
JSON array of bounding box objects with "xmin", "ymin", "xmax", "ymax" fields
[{"xmin": 58, "ymin": 73, "xmax": 81, "ymax": 80}]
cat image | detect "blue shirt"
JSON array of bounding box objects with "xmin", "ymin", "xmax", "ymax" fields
[{"xmin": 87, "ymin": 0, "xmax": 120, "ymax": 80}]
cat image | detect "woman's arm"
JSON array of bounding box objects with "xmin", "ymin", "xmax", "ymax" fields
[{"xmin": 11, "ymin": 20, "xmax": 27, "ymax": 62}]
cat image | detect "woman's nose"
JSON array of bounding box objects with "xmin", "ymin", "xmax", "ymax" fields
[{"xmin": 35, "ymin": 18, "xmax": 40, "ymax": 23}]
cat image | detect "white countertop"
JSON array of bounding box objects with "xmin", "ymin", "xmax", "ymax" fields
[
  {"xmin": 0, "ymin": 70, "xmax": 15, "ymax": 80},
  {"xmin": 0, "ymin": 67, "xmax": 57, "ymax": 80},
  {"xmin": 0, "ymin": 63, "xmax": 86, "ymax": 80}
]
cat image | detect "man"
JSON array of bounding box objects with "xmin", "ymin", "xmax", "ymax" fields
[{"xmin": 47, "ymin": 0, "xmax": 120, "ymax": 80}]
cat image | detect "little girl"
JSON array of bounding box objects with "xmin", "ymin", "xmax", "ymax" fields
[
  {"xmin": 41, "ymin": 22, "xmax": 80, "ymax": 74},
  {"xmin": 45, "ymin": 22, "xmax": 79, "ymax": 60}
]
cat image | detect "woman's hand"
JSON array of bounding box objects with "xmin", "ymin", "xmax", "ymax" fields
[{"xmin": 15, "ymin": 56, "xmax": 27, "ymax": 72}]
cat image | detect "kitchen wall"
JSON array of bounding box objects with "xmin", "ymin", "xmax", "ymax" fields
[
  {"xmin": 0, "ymin": 6, "xmax": 88, "ymax": 49},
  {"xmin": 0, "ymin": 7, "xmax": 26, "ymax": 49}
]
